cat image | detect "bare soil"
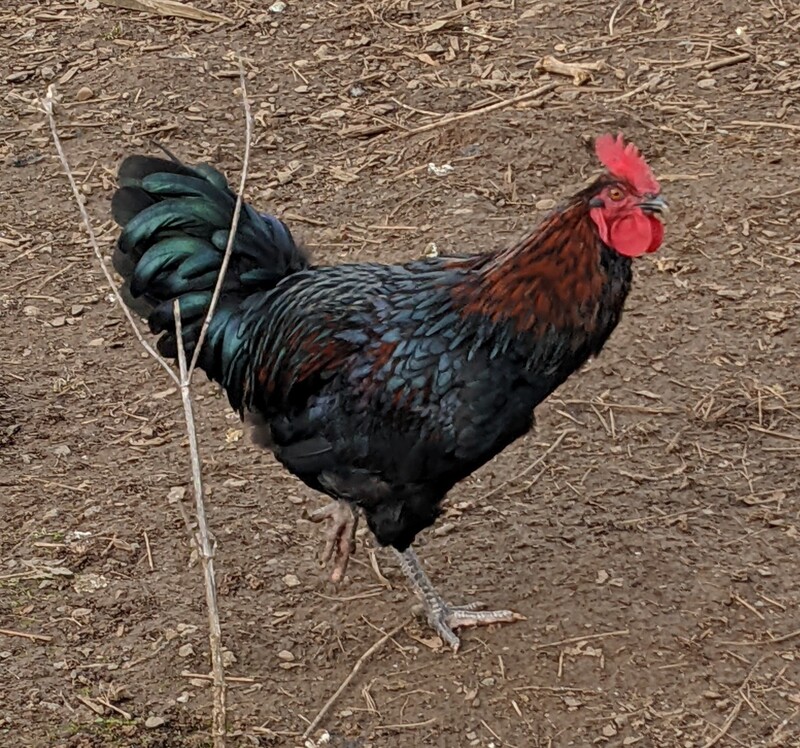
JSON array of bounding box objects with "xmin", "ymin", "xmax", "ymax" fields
[{"xmin": 1, "ymin": 1, "xmax": 799, "ymax": 746}]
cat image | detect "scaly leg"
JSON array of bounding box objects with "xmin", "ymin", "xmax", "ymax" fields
[
  {"xmin": 310, "ymin": 500, "xmax": 359, "ymax": 583},
  {"xmin": 393, "ymin": 546, "xmax": 524, "ymax": 652}
]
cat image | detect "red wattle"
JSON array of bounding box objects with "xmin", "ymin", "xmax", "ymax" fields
[{"xmin": 611, "ymin": 214, "xmax": 664, "ymax": 257}]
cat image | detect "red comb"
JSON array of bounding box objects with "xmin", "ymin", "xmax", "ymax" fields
[{"xmin": 595, "ymin": 133, "xmax": 660, "ymax": 195}]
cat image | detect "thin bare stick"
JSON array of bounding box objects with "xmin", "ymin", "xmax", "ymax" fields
[
  {"xmin": 143, "ymin": 530, "xmax": 154, "ymax": 571},
  {"xmin": 302, "ymin": 618, "xmax": 411, "ymax": 739},
  {"xmin": 608, "ymin": 2, "xmax": 623, "ymax": 36},
  {"xmin": 0, "ymin": 627, "xmax": 52, "ymax": 643},
  {"xmin": 40, "ymin": 87, "xmax": 179, "ymax": 386},
  {"xmin": 402, "ymin": 83, "xmax": 557, "ymax": 137},
  {"xmin": 181, "ymin": 672, "xmax": 257, "ymax": 684},
  {"xmin": 174, "ymin": 301, "xmax": 227, "ymax": 748},
  {"xmin": 531, "ymin": 628, "xmax": 629, "ymax": 651},
  {"xmin": 188, "ymin": 58, "xmax": 252, "ymax": 378},
  {"xmin": 40, "ymin": 65, "xmax": 254, "ymax": 748},
  {"xmin": 718, "ymin": 628, "xmax": 800, "ymax": 647},
  {"xmin": 702, "ymin": 699, "xmax": 742, "ymax": 748},
  {"xmin": 606, "ymin": 74, "xmax": 662, "ymax": 103}
]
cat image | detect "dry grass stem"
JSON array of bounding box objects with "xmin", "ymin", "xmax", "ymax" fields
[
  {"xmin": 532, "ymin": 629, "xmax": 630, "ymax": 651},
  {"xmin": 173, "ymin": 301, "xmax": 227, "ymax": 747},
  {"xmin": 40, "ymin": 87, "xmax": 179, "ymax": 387},
  {"xmin": 302, "ymin": 618, "xmax": 412, "ymax": 739},
  {"xmin": 0, "ymin": 627, "xmax": 53, "ymax": 643},
  {"xmin": 188, "ymin": 59, "xmax": 252, "ymax": 378},
  {"xmin": 402, "ymin": 83, "xmax": 557, "ymax": 137},
  {"xmin": 41, "ymin": 63, "xmax": 255, "ymax": 748}
]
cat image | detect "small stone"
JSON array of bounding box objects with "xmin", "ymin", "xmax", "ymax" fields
[
  {"xmin": 50, "ymin": 316, "xmax": 66, "ymax": 327},
  {"xmin": 428, "ymin": 162, "xmax": 454, "ymax": 177},
  {"xmin": 144, "ymin": 716, "xmax": 166, "ymax": 729},
  {"xmin": 269, "ymin": 0, "xmax": 286, "ymax": 11},
  {"xmin": 277, "ymin": 649, "xmax": 295, "ymax": 661},
  {"xmin": 602, "ymin": 723, "xmax": 618, "ymax": 737},
  {"xmin": 167, "ymin": 486, "xmax": 186, "ymax": 503},
  {"xmin": 71, "ymin": 304, "xmax": 85, "ymax": 317},
  {"xmin": 7, "ymin": 71, "xmax": 33, "ymax": 83},
  {"xmin": 221, "ymin": 650, "xmax": 237, "ymax": 667},
  {"xmin": 283, "ymin": 573, "xmax": 301, "ymax": 588},
  {"xmin": 536, "ymin": 198, "xmax": 556, "ymax": 211},
  {"xmin": 76, "ymin": 86, "xmax": 94, "ymax": 101},
  {"xmin": 697, "ymin": 78, "xmax": 716, "ymax": 89},
  {"xmin": 178, "ymin": 644, "xmax": 194, "ymax": 657}
]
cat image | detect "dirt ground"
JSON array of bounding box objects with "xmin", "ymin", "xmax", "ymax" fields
[{"xmin": 2, "ymin": 1, "xmax": 799, "ymax": 746}]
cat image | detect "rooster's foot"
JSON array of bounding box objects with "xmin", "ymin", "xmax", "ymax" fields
[
  {"xmin": 393, "ymin": 547, "xmax": 524, "ymax": 652},
  {"xmin": 420, "ymin": 599, "xmax": 525, "ymax": 652},
  {"xmin": 310, "ymin": 500, "xmax": 359, "ymax": 583}
]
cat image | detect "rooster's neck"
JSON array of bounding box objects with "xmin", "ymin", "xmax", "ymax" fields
[{"xmin": 454, "ymin": 200, "xmax": 633, "ymax": 337}]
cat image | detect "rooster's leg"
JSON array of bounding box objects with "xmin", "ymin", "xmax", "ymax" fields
[
  {"xmin": 310, "ymin": 500, "xmax": 359, "ymax": 583},
  {"xmin": 393, "ymin": 546, "xmax": 523, "ymax": 652}
]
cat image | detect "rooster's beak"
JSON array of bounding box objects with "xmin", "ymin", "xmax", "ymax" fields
[{"xmin": 639, "ymin": 195, "xmax": 669, "ymax": 222}]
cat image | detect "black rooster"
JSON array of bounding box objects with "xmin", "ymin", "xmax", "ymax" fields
[{"xmin": 111, "ymin": 134, "xmax": 667, "ymax": 650}]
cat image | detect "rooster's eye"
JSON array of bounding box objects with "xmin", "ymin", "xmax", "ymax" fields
[{"xmin": 608, "ymin": 187, "xmax": 624, "ymax": 202}]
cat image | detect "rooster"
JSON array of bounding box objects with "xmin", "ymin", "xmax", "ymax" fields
[{"xmin": 111, "ymin": 134, "xmax": 667, "ymax": 650}]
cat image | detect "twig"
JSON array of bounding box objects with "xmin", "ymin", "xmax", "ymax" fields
[
  {"xmin": 730, "ymin": 119, "xmax": 800, "ymax": 132},
  {"xmin": 606, "ymin": 74, "xmax": 662, "ymax": 102},
  {"xmin": 96, "ymin": 0, "xmax": 232, "ymax": 23},
  {"xmin": 174, "ymin": 301, "xmax": 227, "ymax": 748},
  {"xmin": 188, "ymin": 59, "xmax": 252, "ymax": 378},
  {"xmin": 96, "ymin": 696, "xmax": 133, "ymax": 720},
  {"xmin": 608, "ymin": 2, "xmax": 623, "ymax": 36},
  {"xmin": 718, "ymin": 628, "xmax": 800, "ymax": 647},
  {"xmin": 749, "ymin": 425, "xmax": 800, "ymax": 443},
  {"xmin": 702, "ymin": 698, "xmax": 742, "ymax": 748},
  {"xmin": 402, "ymin": 83, "xmax": 557, "ymax": 137},
  {"xmin": 702, "ymin": 655, "xmax": 766, "ymax": 748},
  {"xmin": 143, "ymin": 530, "xmax": 154, "ymax": 571},
  {"xmin": 40, "ymin": 87, "xmax": 179, "ymax": 387},
  {"xmin": 536, "ymin": 56, "xmax": 604, "ymax": 86},
  {"xmin": 181, "ymin": 671, "xmax": 257, "ymax": 684},
  {"xmin": 0, "ymin": 627, "xmax": 52, "ymax": 643},
  {"xmin": 531, "ymin": 628, "xmax": 629, "ymax": 651},
  {"xmin": 75, "ymin": 694, "xmax": 105, "ymax": 715},
  {"xmin": 760, "ymin": 186, "xmax": 800, "ymax": 200},
  {"xmin": 477, "ymin": 429, "xmax": 573, "ymax": 503},
  {"xmin": 41, "ymin": 61, "xmax": 255, "ymax": 748},
  {"xmin": 302, "ymin": 618, "xmax": 411, "ymax": 739},
  {"xmin": 513, "ymin": 684, "xmax": 599, "ymax": 694},
  {"xmin": 705, "ymin": 52, "xmax": 750, "ymax": 71}
]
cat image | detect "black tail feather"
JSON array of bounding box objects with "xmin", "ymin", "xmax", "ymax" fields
[{"xmin": 112, "ymin": 152, "xmax": 309, "ymax": 410}]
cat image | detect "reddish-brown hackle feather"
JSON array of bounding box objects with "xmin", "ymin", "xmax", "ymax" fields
[{"xmin": 595, "ymin": 134, "xmax": 660, "ymax": 195}]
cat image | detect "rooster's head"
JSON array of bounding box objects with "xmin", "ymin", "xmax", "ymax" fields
[{"xmin": 588, "ymin": 133, "xmax": 668, "ymax": 258}]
